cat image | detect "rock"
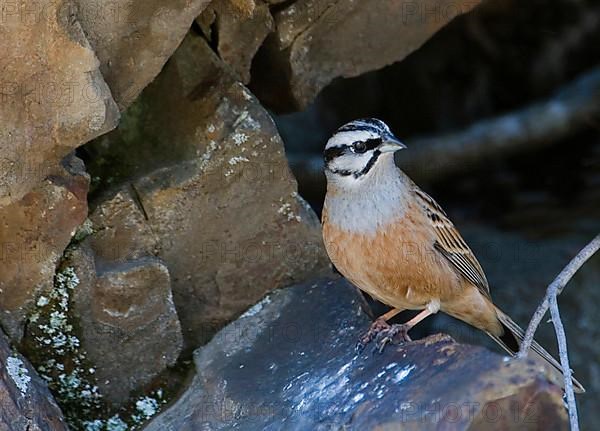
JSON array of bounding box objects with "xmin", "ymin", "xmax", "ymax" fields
[
  {"xmin": 144, "ymin": 278, "xmax": 569, "ymax": 431},
  {"xmin": 83, "ymin": 33, "xmax": 331, "ymax": 351},
  {"xmin": 75, "ymin": 0, "xmax": 212, "ymax": 109},
  {"xmin": 0, "ymin": 155, "xmax": 89, "ymax": 342},
  {"xmin": 19, "ymin": 210, "xmax": 183, "ymax": 426},
  {"xmin": 0, "ymin": 330, "xmax": 68, "ymax": 430},
  {"xmin": 89, "ymin": 189, "xmax": 160, "ymax": 264},
  {"xmin": 197, "ymin": 0, "xmax": 274, "ymax": 83},
  {"xmin": 250, "ymin": 0, "xmax": 482, "ymax": 112},
  {"xmin": 67, "ymin": 242, "xmax": 183, "ymax": 406},
  {"xmin": 0, "ymin": 1, "xmax": 119, "ymax": 206}
]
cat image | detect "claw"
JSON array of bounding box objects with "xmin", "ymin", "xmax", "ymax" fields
[
  {"xmin": 356, "ymin": 317, "xmax": 391, "ymax": 352},
  {"xmin": 374, "ymin": 324, "xmax": 412, "ymax": 353}
]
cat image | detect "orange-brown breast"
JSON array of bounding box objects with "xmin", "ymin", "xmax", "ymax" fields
[
  {"xmin": 323, "ymin": 198, "xmax": 460, "ymax": 309},
  {"xmin": 322, "ymin": 198, "xmax": 502, "ymax": 334}
]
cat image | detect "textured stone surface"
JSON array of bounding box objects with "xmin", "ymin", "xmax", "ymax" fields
[
  {"xmin": 0, "ymin": 0, "xmax": 119, "ymax": 206},
  {"xmin": 250, "ymin": 0, "xmax": 482, "ymax": 111},
  {"xmin": 65, "ymin": 239, "xmax": 183, "ymax": 406},
  {"xmin": 0, "ymin": 155, "xmax": 89, "ymax": 342},
  {"xmin": 144, "ymin": 278, "xmax": 569, "ymax": 431},
  {"xmin": 0, "ymin": 330, "xmax": 68, "ymax": 430},
  {"xmin": 76, "ymin": 0, "xmax": 212, "ymax": 109},
  {"xmin": 84, "ymin": 33, "xmax": 331, "ymax": 351},
  {"xmin": 89, "ymin": 189, "xmax": 160, "ymax": 265},
  {"xmin": 198, "ymin": 0, "xmax": 274, "ymax": 83}
]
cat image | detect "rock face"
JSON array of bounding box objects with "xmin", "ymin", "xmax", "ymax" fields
[
  {"xmin": 250, "ymin": 0, "xmax": 482, "ymax": 111},
  {"xmin": 0, "ymin": 156, "xmax": 89, "ymax": 341},
  {"xmin": 144, "ymin": 278, "xmax": 569, "ymax": 431},
  {"xmin": 198, "ymin": 0, "xmax": 274, "ymax": 83},
  {"xmin": 0, "ymin": 330, "xmax": 68, "ymax": 430},
  {"xmin": 67, "ymin": 241, "xmax": 183, "ymax": 406},
  {"xmin": 0, "ymin": 0, "xmax": 119, "ymax": 206},
  {"xmin": 83, "ymin": 33, "xmax": 331, "ymax": 351},
  {"xmin": 76, "ymin": 0, "xmax": 212, "ymax": 109}
]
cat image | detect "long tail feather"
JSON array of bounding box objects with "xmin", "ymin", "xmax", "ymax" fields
[{"xmin": 487, "ymin": 308, "xmax": 585, "ymax": 393}]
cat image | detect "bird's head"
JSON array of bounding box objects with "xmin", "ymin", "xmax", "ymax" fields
[{"xmin": 323, "ymin": 118, "xmax": 405, "ymax": 185}]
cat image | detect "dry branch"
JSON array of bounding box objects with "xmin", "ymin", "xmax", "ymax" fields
[
  {"xmin": 399, "ymin": 66, "xmax": 600, "ymax": 182},
  {"xmin": 518, "ymin": 234, "xmax": 600, "ymax": 431}
]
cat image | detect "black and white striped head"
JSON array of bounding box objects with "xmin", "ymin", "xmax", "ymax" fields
[{"xmin": 324, "ymin": 118, "xmax": 405, "ymax": 182}]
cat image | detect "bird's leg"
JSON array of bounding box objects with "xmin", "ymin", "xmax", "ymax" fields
[
  {"xmin": 356, "ymin": 308, "xmax": 403, "ymax": 351},
  {"xmin": 375, "ymin": 308, "xmax": 434, "ymax": 353}
]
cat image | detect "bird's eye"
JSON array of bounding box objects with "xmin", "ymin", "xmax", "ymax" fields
[{"xmin": 352, "ymin": 141, "xmax": 367, "ymax": 153}]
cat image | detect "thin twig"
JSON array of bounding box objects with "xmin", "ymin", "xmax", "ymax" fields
[
  {"xmin": 550, "ymin": 295, "xmax": 578, "ymax": 430},
  {"xmin": 518, "ymin": 234, "xmax": 600, "ymax": 356},
  {"xmin": 517, "ymin": 234, "xmax": 600, "ymax": 431}
]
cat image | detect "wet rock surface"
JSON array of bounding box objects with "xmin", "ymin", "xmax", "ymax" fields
[
  {"xmin": 0, "ymin": 330, "xmax": 68, "ymax": 430},
  {"xmin": 144, "ymin": 278, "xmax": 568, "ymax": 431}
]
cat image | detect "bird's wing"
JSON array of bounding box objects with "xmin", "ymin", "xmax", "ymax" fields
[{"xmin": 413, "ymin": 187, "xmax": 491, "ymax": 299}]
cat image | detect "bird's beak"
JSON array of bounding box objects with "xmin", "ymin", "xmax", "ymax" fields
[{"xmin": 379, "ymin": 136, "xmax": 406, "ymax": 153}]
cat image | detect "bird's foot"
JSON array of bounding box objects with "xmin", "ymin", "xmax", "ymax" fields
[
  {"xmin": 374, "ymin": 323, "xmax": 412, "ymax": 353},
  {"xmin": 356, "ymin": 318, "xmax": 391, "ymax": 352}
]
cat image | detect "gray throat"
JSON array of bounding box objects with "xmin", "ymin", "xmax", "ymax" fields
[{"xmin": 324, "ymin": 153, "xmax": 410, "ymax": 235}]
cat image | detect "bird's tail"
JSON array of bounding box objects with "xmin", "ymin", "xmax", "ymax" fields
[{"xmin": 487, "ymin": 307, "xmax": 585, "ymax": 393}]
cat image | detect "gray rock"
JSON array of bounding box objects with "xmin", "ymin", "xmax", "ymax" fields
[
  {"xmin": 0, "ymin": 330, "xmax": 68, "ymax": 430},
  {"xmin": 250, "ymin": 0, "xmax": 482, "ymax": 112},
  {"xmin": 144, "ymin": 278, "xmax": 568, "ymax": 431}
]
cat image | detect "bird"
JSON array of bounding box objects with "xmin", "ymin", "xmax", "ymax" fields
[{"xmin": 321, "ymin": 118, "xmax": 584, "ymax": 393}]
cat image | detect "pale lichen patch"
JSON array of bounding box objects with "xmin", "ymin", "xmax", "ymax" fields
[
  {"xmin": 6, "ymin": 356, "xmax": 31, "ymax": 396},
  {"xmin": 277, "ymin": 195, "xmax": 302, "ymax": 222},
  {"xmin": 232, "ymin": 132, "xmax": 249, "ymax": 145}
]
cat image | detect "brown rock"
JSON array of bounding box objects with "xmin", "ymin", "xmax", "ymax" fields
[
  {"xmin": 0, "ymin": 1, "xmax": 119, "ymax": 206},
  {"xmin": 75, "ymin": 0, "xmax": 212, "ymax": 110},
  {"xmin": 90, "ymin": 189, "xmax": 160, "ymax": 264},
  {"xmin": 0, "ymin": 155, "xmax": 89, "ymax": 342},
  {"xmin": 0, "ymin": 330, "xmax": 68, "ymax": 430},
  {"xmin": 84, "ymin": 33, "xmax": 331, "ymax": 350},
  {"xmin": 250, "ymin": 0, "xmax": 482, "ymax": 111},
  {"xmin": 144, "ymin": 278, "xmax": 569, "ymax": 431},
  {"xmin": 68, "ymin": 242, "xmax": 183, "ymax": 405},
  {"xmin": 198, "ymin": 0, "xmax": 274, "ymax": 83}
]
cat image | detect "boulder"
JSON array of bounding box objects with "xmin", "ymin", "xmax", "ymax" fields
[
  {"xmin": 0, "ymin": 155, "xmax": 89, "ymax": 342},
  {"xmin": 143, "ymin": 278, "xmax": 569, "ymax": 431},
  {"xmin": 75, "ymin": 0, "xmax": 212, "ymax": 109},
  {"xmin": 0, "ymin": 1, "xmax": 119, "ymax": 206},
  {"xmin": 250, "ymin": 0, "xmax": 482, "ymax": 112},
  {"xmin": 0, "ymin": 330, "xmax": 68, "ymax": 430},
  {"xmin": 83, "ymin": 33, "xmax": 332, "ymax": 351},
  {"xmin": 68, "ymin": 243, "xmax": 183, "ymax": 406},
  {"xmin": 197, "ymin": 0, "xmax": 274, "ymax": 83}
]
